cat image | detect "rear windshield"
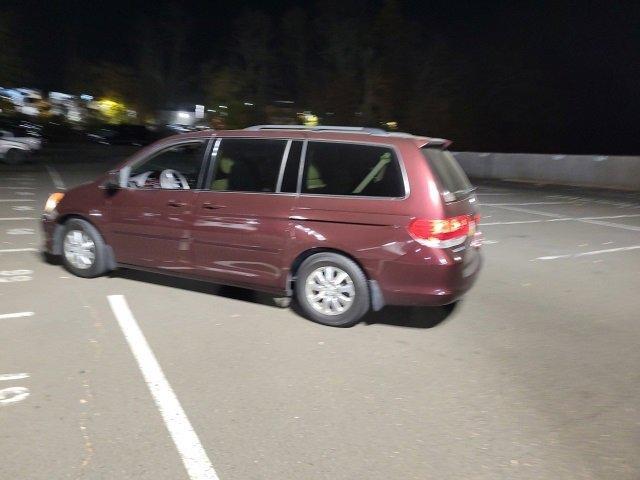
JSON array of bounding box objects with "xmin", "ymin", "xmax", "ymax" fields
[{"xmin": 421, "ymin": 148, "xmax": 473, "ymax": 200}]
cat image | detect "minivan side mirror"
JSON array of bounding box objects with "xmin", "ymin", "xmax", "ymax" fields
[{"xmin": 102, "ymin": 170, "xmax": 122, "ymax": 190}]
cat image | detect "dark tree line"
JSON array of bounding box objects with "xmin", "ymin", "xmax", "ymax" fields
[{"xmin": 2, "ymin": 0, "xmax": 639, "ymax": 154}]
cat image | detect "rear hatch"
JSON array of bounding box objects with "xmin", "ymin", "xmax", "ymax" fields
[{"xmin": 409, "ymin": 147, "xmax": 481, "ymax": 251}]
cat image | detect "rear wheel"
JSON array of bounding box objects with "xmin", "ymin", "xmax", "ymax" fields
[
  {"xmin": 295, "ymin": 253, "xmax": 370, "ymax": 327},
  {"xmin": 5, "ymin": 149, "xmax": 27, "ymax": 165},
  {"xmin": 61, "ymin": 219, "xmax": 110, "ymax": 278}
]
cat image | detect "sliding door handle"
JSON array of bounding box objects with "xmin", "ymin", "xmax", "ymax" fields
[
  {"xmin": 167, "ymin": 200, "xmax": 187, "ymax": 208},
  {"xmin": 202, "ymin": 202, "xmax": 226, "ymax": 210}
]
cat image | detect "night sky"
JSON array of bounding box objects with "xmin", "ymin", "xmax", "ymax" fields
[{"xmin": 3, "ymin": 0, "xmax": 640, "ymax": 154}]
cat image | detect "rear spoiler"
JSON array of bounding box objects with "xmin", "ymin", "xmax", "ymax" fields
[{"xmin": 413, "ymin": 137, "xmax": 452, "ymax": 149}]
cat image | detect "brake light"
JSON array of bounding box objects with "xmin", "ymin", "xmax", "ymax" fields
[{"xmin": 408, "ymin": 214, "xmax": 475, "ymax": 248}]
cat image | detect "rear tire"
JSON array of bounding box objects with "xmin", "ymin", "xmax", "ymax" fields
[
  {"xmin": 294, "ymin": 253, "xmax": 370, "ymax": 327},
  {"xmin": 61, "ymin": 219, "xmax": 110, "ymax": 278},
  {"xmin": 5, "ymin": 149, "xmax": 27, "ymax": 165}
]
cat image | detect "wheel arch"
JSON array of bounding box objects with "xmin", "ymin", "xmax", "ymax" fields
[
  {"xmin": 287, "ymin": 247, "xmax": 385, "ymax": 311},
  {"xmin": 53, "ymin": 214, "xmax": 117, "ymax": 270}
]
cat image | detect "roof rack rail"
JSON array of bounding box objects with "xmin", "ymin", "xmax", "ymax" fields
[{"xmin": 244, "ymin": 125, "xmax": 388, "ymax": 135}]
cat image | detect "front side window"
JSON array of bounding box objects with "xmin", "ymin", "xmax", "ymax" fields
[
  {"xmin": 210, "ymin": 139, "xmax": 288, "ymax": 193},
  {"xmin": 301, "ymin": 142, "xmax": 404, "ymax": 197},
  {"xmin": 128, "ymin": 141, "xmax": 206, "ymax": 190}
]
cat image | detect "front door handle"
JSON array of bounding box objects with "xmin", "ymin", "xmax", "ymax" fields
[
  {"xmin": 167, "ymin": 200, "xmax": 187, "ymax": 208},
  {"xmin": 202, "ymin": 202, "xmax": 226, "ymax": 210}
]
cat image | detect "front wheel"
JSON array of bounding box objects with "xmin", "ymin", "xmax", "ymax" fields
[
  {"xmin": 4, "ymin": 149, "xmax": 27, "ymax": 165},
  {"xmin": 295, "ymin": 253, "xmax": 370, "ymax": 327},
  {"xmin": 61, "ymin": 219, "xmax": 110, "ymax": 278}
]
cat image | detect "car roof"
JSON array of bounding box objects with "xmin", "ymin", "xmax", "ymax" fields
[{"xmin": 172, "ymin": 125, "xmax": 451, "ymax": 149}]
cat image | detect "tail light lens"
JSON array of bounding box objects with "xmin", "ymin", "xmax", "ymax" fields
[{"xmin": 408, "ymin": 214, "xmax": 479, "ymax": 248}]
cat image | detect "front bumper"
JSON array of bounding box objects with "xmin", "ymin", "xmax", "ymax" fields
[{"xmin": 41, "ymin": 216, "xmax": 63, "ymax": 255}]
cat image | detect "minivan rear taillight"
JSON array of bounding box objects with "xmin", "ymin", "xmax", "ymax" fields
[{"xmin": 408, "ymin": 214, "xmax": 478, "ymax": 248}]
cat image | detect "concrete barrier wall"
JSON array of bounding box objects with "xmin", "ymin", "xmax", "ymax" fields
[{"xmin": 452, "ymin": 152, "xmax": 640, "ymax": 191}]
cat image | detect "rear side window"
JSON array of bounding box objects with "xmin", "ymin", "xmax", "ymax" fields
[
  {"xmin": 302, "ymin": 142, "xmax": 404, "ymax": 197},
  {"xmin": 422, "ymin": 148, "xmax": 473, "ymax": 200},
  {"xmin": 210, "ymin": 139, "xmax": 288, "ymax": 192}
]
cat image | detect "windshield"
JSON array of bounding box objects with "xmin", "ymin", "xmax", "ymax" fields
[{"xmin": 422, "ymin": 148, "xmax": 473, "ymax": 200}]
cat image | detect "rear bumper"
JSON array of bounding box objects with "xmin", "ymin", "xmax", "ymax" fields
[{"xmin": 374, "ymin": 243, "xmax": 482, "ymax": 307}]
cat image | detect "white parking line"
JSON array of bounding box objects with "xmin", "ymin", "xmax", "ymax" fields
[
  {"xmin": 0, "ymin": 387, "xmax": 30, "ymax": 405},
  {"xmin": 482, "ymin": 219, "xmax": 569, "ymax": 226},
  {"xmin": 476, "ymin": 193, "xmax": 514, "ymax": 196},
  {"xmin": 578, "ymin": 219, "xmax": 640, "ymax": 232},
  {"xmin": 0, "ymin": 373, "xmax": 30, "ymax": 381},
  {"xmin": 0, "ymin": 217, "xmax": 38, "ymax": 221},
  {"xmin": 0, "ymin": 312, "xmax": 34, "ymax": 320},
  {"xmin": 0, "ymin": 186, "xmax": 37, "ymax": 190},
  {"xmin": 107, "ymin": 295, "xmax": 219, "ymax": 480},
  {"xmin": 0, "ymin": 199, "xmax": 36, "ymax": 202},
  {"xmin": 481, "ymin": 201, "xmax": 576, "ymax": 206},
  {"xmin": 483, "ymin": 213, "xmax": 640, "ymax": 226},
  {"xmin": 45, "ymin": 165, "xmax": 66, "ymax": 190},
  {"xmin": 485, "ymin": 204, "xmax": 564, "ymax": 218},
  {"xmin": 535, "ymin": 245, "xmax": 640, "ymax": 261},
  {"xmin": 0, "ymin": 248, "xmax": 38, "ymax": 253}
]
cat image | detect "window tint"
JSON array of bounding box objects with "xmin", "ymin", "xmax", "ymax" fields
[
  {"xmin": 301, "ymin": 142, "xmax": 404, "ymax": 197},
  {"xmin": 421, "ymin": 148, "xmax": 473, "ymax": 199},
  {"xmin": 210, "ymin": 139, "xmax": 287, "ymax": 193},
  {"xmin": 280, "ymin": 140, "xmax": 303, "ymax": 193},
  {"xmin": 128, "ymin": 141, "xmax": 206, "ymax": 189}
]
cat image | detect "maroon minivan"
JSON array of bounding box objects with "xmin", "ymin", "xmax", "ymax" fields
[{"xmin": 42, "ymin": 126, "xmax": 482, "ymax": 326}]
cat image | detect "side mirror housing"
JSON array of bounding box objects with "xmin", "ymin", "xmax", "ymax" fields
[{"xmin": 102, "ymin": 170, "xmax": 122, "ymax": 190}]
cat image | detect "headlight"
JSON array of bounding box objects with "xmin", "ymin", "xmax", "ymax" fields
[{"xmin": 44, "ymin": 192, "xmax": 65, "ymax": 217}]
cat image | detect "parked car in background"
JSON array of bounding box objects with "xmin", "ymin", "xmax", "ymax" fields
[
  {"xmin": 0, "ymin": 135, "xmax": 33, "ymax": 164},
  {"xmin": 0, "ymin": 125, "xmax": 43, "ymax": 151},
  {"xmin": 87, "ymin": 124, "xmax": 161, "ymax": 146},
  {"xmin": 0, "ymin": 120, "xmax": 43, "ymax": 163},
  {"xmin": 42, "ymin": 125, "xmax": 482, "ymax": 327}
]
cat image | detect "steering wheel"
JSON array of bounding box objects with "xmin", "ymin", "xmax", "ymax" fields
[{"xmin": 159, "ymin": 169, "xmax": 190, "ymax": 190}]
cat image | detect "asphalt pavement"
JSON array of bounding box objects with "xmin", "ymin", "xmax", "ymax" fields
[{"xmin": 1, "ymin": 144, "xmax": 639, "ymax": 480}]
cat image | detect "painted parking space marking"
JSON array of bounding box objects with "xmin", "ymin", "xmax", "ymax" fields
[
  {"xmin": 578, "ymin": 219, "xmax": 640, "ymax": 232},
  {"xmin": 0, "ymin": 199, "xmax": 36, "ymax": 202},
  {"xmin": 15, "ymin": 192, "xmax": 35, "ymax": 196},
  {"xmin": 481, "ymin": 201, "xmax": 577, "ymax": 206},
  {"xmin": 7, "ymin": 228, "xmax": 35, "ymax": 235},
  {"xmin": 482, "ymin": 213, "xmax": 640, "ymax": 226},
  {"xmin": 12, "ymin": 206, "xmax": 34, "ymax": 211},
  {"xmin": 0, "ymin": 270, "xmax": 33, "ymax": 282},
  {"xmin": 534, "ymin": 245, "xmax": 640, "ymax": 261},
  {"xmin": 0, "ymin": 373, "xmax": 30, "ymax": 382},
  {"xmin": 0, "ymin": 217, "xmax": 38, "ymax": 221},
  {"xmin": 45, "ymin": 165, "xmax": 66, "ymax": 190},
  {"xmin": 0, "ymin": 186, "xmax": 37, "ymax": 190},
  {"xmin": 476, "ymin": 192, "xmax": 514, "ymax": 196},
  {"xmin": 0, "ymin": 248, "xmax": 38, "ymax": 253},
  {"xmin": 108, "ymin": 295, "xmax": 220, "ymax": 480},
  {"xmin": 0, "ymin": 387, "xmax": 30, "ymax": 405},
  {"xmin": 484, "ymin": 204, "xmax": 565, "ymax": 218},
  {"xmin": 0, "ymin": 312, "xmax": 34, "ymax": 320}
]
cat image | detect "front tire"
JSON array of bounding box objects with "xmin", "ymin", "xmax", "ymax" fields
[
  {"xmin": 61, "ymin": 219, "xmax": 109, "ymax": 278},
  {"xmin": 5, "ymin": 149, "xmax": 27, "ymax": 165},
  {"xmin": 295, "ymin": 253, "xmax": 370, "ymax": 327}
]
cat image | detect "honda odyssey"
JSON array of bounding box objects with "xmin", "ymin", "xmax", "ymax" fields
[{"xmin": 42, "ymin": 125, "xmax": 482, "ymax": 327}]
